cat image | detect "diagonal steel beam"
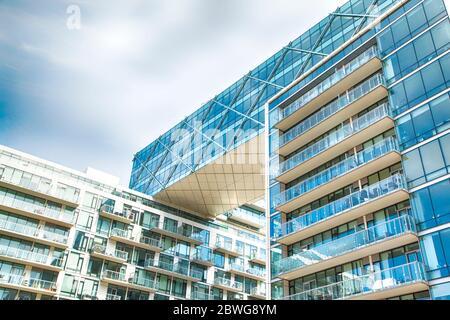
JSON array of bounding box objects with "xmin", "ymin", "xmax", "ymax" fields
[
  {"xmin": 284, "ymin": 46, "xmax": 328, "ymax": 57},
  {"xmin": 245, "ymin": 75, "xmax": 285, "ymax": 89}
]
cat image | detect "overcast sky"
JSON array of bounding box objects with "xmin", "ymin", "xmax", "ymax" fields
[{"xmin": 0, "ymin": 0, "xmax": 346, "ymax": 185}]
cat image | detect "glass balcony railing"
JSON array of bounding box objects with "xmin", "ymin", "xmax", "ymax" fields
[
  {"xmin": 280, "ymin": 103, "xmax": 391, "ymax": 175},
  {"xmin": 250, "ymin": 286, "xmax": 267, "ymax": 297},
  {"xmin": 275, "ymin": 174, "xmax": 407, "ymax": 239},
  {"xmin": 250, "ymin": 249, "xmax": 266, "ymax": 262},
  {"xmin": 280, "ymin": 73, "xmax": 385, "ymax": 147},
  {"xmin": 0, "ymin": 194, "xmax": 75, "ymax": 224},
  {"xmin": 90, "ymin": 244, "xmax": 128, "ymax": 261},
  {"xmin": 144, "ymin": 259, "xmax": 203, "ymax": 280},
  {"xmin": 282, "ymin": 262, "xmax": 427, "ymax": 300},
  {"xmin": 99, "ymin": 204, "xmax": 134, "ymax": 221},
  {"xmin": 129, "ymin": 275, "xmax": 156, "ymax": 290},
  {"xmin": 139, "ymin": 235, "xmax": 162, "ymax": 249},
  {"xmin": 273, "ymin": 214, "xmax": 416, "ymax": 277},
  {"xmin": 191, "ymin": 246, "xmax": 214, "ymax": 264},
  {"xmin": 228, "ymin": 208, "xmax": 266, "ymax": 226},
  {"xmin": 246, "ymin": 267, "xmax": 266, "ymax": 278},
  {"xmin": 0, "ymin": 174, "xmax": 79, "ymax": 204},
  {"xmin": 213, "ymin": 277, "xmax": 243, "ymax": 291},
  {"xmin": 152, "ymin": 221, "xmax": 205, "ymax": 243},
  {"xmin": 191, "ymin": 291, "xmax": 215, "ymax": 300},
  {"xmin": 215, "ymin": 239, "xmax": 233, "ymax": 252},
  {"xmin": 280, "ymin": 46, "xmax": 378, "ymax": 121},
  {"xmin": 102, "ymin": 270, "xmax": 126, "ymax": 282},
  {"xmin": 0, "ymin": 273, "xmax": 57, "ymax": 292},
  {"xmin": 106, "ymin": 293, "xmax": 122, "ymax": 300},
  {"xmin": 273, "ymin": 137, "xmax": 399, "ymax": 208},
  {"xmin": 0, "ymin": 245, "xmax": 64, "ymax": 267},
  {"xmin": 0, "ymin": 219, "xmax": 68, "ymax": 245}
]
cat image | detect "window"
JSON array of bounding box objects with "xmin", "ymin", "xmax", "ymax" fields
[{"xmin": 420, "ymin": 228, "xmax": 450, "ymax": 280}]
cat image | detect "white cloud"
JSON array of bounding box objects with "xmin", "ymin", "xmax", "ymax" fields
[{"xmin": 0, "ymin": 0, "xmax": 338, "ymax": 183}]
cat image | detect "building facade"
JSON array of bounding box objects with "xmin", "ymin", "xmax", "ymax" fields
[
  {"xmin": 0, "ymin": 145, "xmax": 267, "ymax": 300},
  {"xmin": 268, "ymin": 0, "xmax": 450, "ymax": 301}
]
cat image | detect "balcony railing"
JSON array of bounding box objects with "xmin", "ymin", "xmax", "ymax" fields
[
  {"xmin": 91, "ymin": 244, "xmax": 128, "ymax": 261},
  {"xmin": 215, "ymin": 239, "xmax": 233, "ymax": 252},
  {"xmin": 280, "ymin": 46, "xmax": 378, "ymax": 121},
  {"xmin": 0, "ymin": 219, "xmax": 68, "ymax": 245},
  {"xmin": 0, "ymin": 194, "xmax": 75, "ymax": 224},
  {"xmin": 228, "ymin": 208, "xmax": 266, "ymax": 226},
  {"xmin": 0, "ymin": 245, "xmax": 63, "ymax": 267},
  {"xmin": 99, "ymin": 204, "xmax": 134, "ymax": 221},
  {"xmin": 144, "ymin": 259, "xmax": 203, "ymax": 280},
  {"xmin": 246, "ymin": 267, "xmax": 266, "ymax": 278},
  {"xmin": 214, "ymin": 277, "xmax": 243, "ymax": 291},
  {"xmin": 0, "ymin": 273, "xmax": 57, "ymax": 293},
  {"xmin": 0, "ymin": 175, "xmax": 79, "ymax": 204},
  {"xmin": 128, "ymin": 275, "xmax": 156, "ymax": 290},
  {"xmin": 281, "ymin": 262, "xmax": 427, "ymax": 300},
  {"xmin": 152, "ymin": 222, "xmax": 204, "ymax": 243},
  {"xmin": 273, "ymin": 214, "xmax": 416, "ymax": 277},
  {"xmin": 105, "ymin": 293, "xmax": 122, "ymax": 300},
  {"xmin": 250, "ymin": 286, "xmax": 267, "ymax": 297},
  {"xmin": 279, "ymin": 103, "xmax": 391, "ymax": 175},
  {"xmin": 280, "ymin": 73, "xmax": 385, "ymax": 148},
  {"xmin": 191, "ymin": 246, "xmax": 214, "ymax": 264},
  {"xmin": 102, "ymin": 270, "xmax": 126, "ymax": 282},
  {"xmin": 275, "ymin": 174, "xmax": 407, "ymax": 239},
  {"xmin": 273, "ymin": 137, "xmax": 399, "ymax": 208},
  {"xmin": 139, "ymin": 235, "xmax": 162, "ymax": 249},
  {"xmin": 191, "ymin": 291, "xmax": 216, "ymax": 300}
]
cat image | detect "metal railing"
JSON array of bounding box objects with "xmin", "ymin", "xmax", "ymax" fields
[
  {"xmin": 280, "ymin": 72, "xmax": 385, "ymax": 147},
  {"xmin": 0, "ymin": 273, "xmax": 57, "ymax": 292},
  {"xmin": 99, "ymin": 204, "xmax": 134, "ymax": 221},
  {"xmin": 281, "ymin": 262, "xmax": 427, "ymax": 300},
  {"xmin": 214, "ymin": 277, "xmax": 243, "ymax": 291},
  {"xmin": 90, "ymin": 244, "xmax": 128, "ymax": 261},
  {"xmin": 0, "ymin": 194, "xmax": 75, "ymax": 224},
  {"xmin": 280, "ymin": 103, "xmax": 391, "ymax": 175},
  {"xmin": 0, "ymin": 245, "xmax": 63, "ymax": 267},
  {"xmin": 273, "ymin": 214, "xmax": 416, "ymax": 276},
  {"xmin": 275, "ymin": 174, "xmax": 407, "ymax": 238},
  {"xmin": 273, "ymin": 137, "xmax": 399, "ymax": 207},
  {"xmin": 102, "ymin": 270, "xmax": 126, "ymax": 282},
  {"xmin": 281, "ymin": 46, "xmax": 378, "ymax": 120}
]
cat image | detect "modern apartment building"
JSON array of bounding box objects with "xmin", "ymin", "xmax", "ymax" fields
[
  {"xmin": 0, "ymin": 145, "xmax": 267, "ymax": 300},
  {"xmin": 268, "ymin": 0, "xmax": 450, "ymax": 301}
]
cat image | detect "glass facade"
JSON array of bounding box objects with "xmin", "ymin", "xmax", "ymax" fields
[
  {"xmin": 130, "ymin": 0, "xmax": 403, "ymax": 197},
  {"xmin": 269, "ymin": 0, "xmax": 450, "ymax": 300}
]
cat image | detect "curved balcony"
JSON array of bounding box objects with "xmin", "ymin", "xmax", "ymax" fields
[
  {"xmin": 278, "ymin": 73, "xmax": 387, "ymax": 156},
  {"xmin": 273, "ymin": 137, "xmax": 401, "ymax": 213},
  {"xmin": 273, "ymin": 215, "xmax": 418, "ymax": 280},
  {"xmin": 282, "ymin": 262, "xmax": 428, "ymax": 300},
  {"xmin": 0, "ymin": 246, "xmax": 64, "ymax": 271},
  {"xmin": 277, "ymin": 103, "xmax": 394, "ymax": 184},
  {"xmin": 275, "ymin": 174, "xmax": 409, "ymax": 245},
  {"xmin": 275, "ymin": 46, "xmax": 381, "ymax": 131},
  {"xmin": 0, "ymin": 219, "xmax": 69, "ymax": 248}
]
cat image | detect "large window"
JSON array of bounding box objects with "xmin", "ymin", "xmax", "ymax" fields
[
  {"xmin": 411, "ymin": 178, "xmax": 450, "ymax": 230},
  {"xmin": 396, "ymin": 92, "xmax": 450, "ymax": 150},
  {"xmin": 383, "ymin": 18, "xmax": 450, "ymax": 84},
  {"xmin": 389, "ymin": 53, "xmax": 450, "ymax": 116},
  {"xmin": 403, "ymin": 133, "xmax": 450, "ymax": 188},
  {"xmin": 420, "ymin": 227, "xmax": 450, "ymax": 280}
]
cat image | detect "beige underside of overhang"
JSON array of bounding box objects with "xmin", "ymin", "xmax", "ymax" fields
[{"xmin": 154, "ymin": 135, "xmax": 265, "ymax": 217}]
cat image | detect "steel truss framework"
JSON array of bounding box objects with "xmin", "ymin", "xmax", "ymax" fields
[{"xmin": 130, "ymin": 0, "xmax": 387, "ymax": 199}]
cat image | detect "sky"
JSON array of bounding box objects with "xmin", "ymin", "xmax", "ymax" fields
[{"xmin": 0, "ymin": 0, "xmax": 347, "ymax": 185}]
